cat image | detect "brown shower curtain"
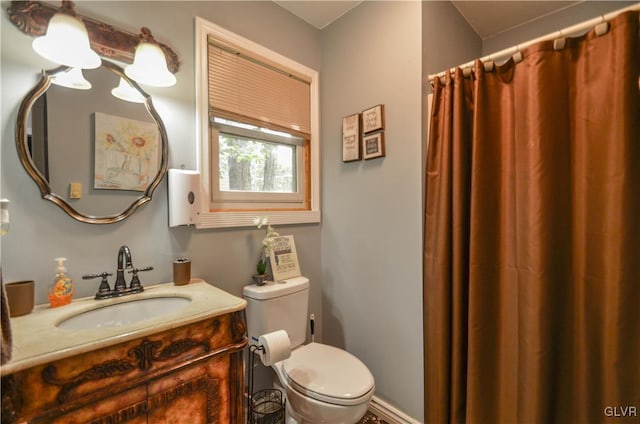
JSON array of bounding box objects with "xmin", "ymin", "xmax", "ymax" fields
[{"xmin": 424, "ymin": 11, "xmax": 640, "ymax": 424}]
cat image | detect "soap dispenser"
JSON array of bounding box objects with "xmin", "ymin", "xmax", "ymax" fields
[{"xmin": 48, "ymin": 257, "xmax": 74, "ymax": 308}]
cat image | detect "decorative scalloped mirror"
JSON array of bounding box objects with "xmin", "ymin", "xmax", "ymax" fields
[
  {"xmin": 16, "ymin": 61, "xmax": 168, "ymax": 224},
  {"xmin": 8, "ymin": 0, "xmax": 179, "ymax": 224}
]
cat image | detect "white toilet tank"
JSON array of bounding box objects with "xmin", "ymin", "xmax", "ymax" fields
[{"xmin": 243, "ymin": 276, "xmax": 309, "ymax": 349}]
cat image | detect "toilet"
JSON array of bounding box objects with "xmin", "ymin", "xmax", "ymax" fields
[{"xmin": 244, "ymin": 276, "xmax": 375, "ymax": 424}]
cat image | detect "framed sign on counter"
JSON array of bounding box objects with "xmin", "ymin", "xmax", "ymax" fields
[{"xmin": 269, "ymin": 235, "xmax": 301, "ymax": 281}]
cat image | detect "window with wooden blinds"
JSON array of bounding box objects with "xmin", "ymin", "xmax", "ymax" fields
[
  {"xmin": 195, "ymin": 17, "xmax": 320, "ymax": 228},
  {"xmin": 208, "ymin": 39, "xmax": 311, "ymax": 135}
]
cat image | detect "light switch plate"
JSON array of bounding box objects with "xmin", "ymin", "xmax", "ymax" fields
[{"xmin": 69, "ymin": 182, "xmax": 82, "ymax": 199}]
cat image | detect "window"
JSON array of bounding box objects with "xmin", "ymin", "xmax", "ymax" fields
[
  {"xmin": 211, "ymin": 118, "xmax": 308, "ymax": 210},
  {"xmin": 195, "ymin": 18, "xmax": 320, "ymax": 228}
]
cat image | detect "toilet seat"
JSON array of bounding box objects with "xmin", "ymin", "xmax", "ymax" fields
[{"xmin": 280, "ymin": 343, "xmax": 375, "ymax": 406}]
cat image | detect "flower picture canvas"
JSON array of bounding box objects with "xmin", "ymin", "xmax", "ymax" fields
[{"xmin": 93, "ymin": 112, "xmax": 160, "ymax": 191}]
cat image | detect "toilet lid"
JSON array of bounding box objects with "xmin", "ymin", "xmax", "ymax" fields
[{"xmin": 282, "ymin": 343, "xmax": 375, "ymax": 406}]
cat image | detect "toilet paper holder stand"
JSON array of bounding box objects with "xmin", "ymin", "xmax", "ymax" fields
[{"xmin": 248, "ymin": 344, "xmax": 285, "ymax": 423}]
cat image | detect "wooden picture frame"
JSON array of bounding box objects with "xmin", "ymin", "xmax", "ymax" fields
[
  {"xmin": 342, "ymin": 113, "xmax": 361, "ymax": 162},
  {"xmin": 362, "ymin": 104, "xmax": 385, "ymax": 134},
  {"xmin": 94, "ymin": 112, "xmax": 160, "ymax": 191},
  {"xmin": 363, "ymin": 131, "xmax": 385, "ymax": 160}
]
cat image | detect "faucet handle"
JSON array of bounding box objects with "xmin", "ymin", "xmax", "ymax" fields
[
  {"xmin": 130, "ymin": 266, "xmax": 153, "ymax": 273},
  {"xmin": 82, "ymin": 272, "xmax": 113, "ymax": 296},
  {"xmin": 128, "ymin": 266, "xmax": 153, "ymax": 291}
]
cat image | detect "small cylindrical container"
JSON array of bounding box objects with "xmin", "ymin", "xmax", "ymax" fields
[
  {"xmin": 173, "ymin": 258, "xmax": 191, "ymax": 286},
  {"xmin": 5, "ymin": 280, "xmax": 35, "ymax": 317}
]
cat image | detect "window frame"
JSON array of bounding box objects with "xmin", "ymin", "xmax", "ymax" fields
[
  {"xmin": 195, "ymin": 17, "xmax": 320, "ymax": 228},
  {"xmin": 210, "ymin": 119, "xmax": 307, "ymax": 209}
]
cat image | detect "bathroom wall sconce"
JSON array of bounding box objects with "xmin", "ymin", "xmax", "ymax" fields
[
  {"xmin": 125, "ymin": 28, "xmax": 176, "ymax": 87},
  {"xmin": 7, "ymin": 0, "xmax": 180, "ymax": 79},
  {"xmin": 51, "ymin": 67, "xmax": 92, "ymax": 90},
  {"xmin": 111, "ymin": 78, "xmax": 146, "ymax": 103},
  {"xmin": 31, "ymin": 1, "xmax": 100, "ymax": 69}
]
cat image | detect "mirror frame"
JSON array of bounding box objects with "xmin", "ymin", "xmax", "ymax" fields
[{"xmin": 15, "ymin": 60, "xmax": 169, "ymax": 224}]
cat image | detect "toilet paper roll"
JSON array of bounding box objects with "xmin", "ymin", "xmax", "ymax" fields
[{"xmin": 257, "ymin": 330, "xmax": 291, "ymax": 366}]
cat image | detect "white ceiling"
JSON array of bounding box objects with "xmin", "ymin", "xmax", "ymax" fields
[
  {"xmin": 451, "ymin": 1, "xmax": 580, "ymax": 39},
  {"xmin": 274, "ymin": 1, "xmax": 362, "ymax": 30},
  {"xmin": 275, "ymin": 1, "xmax": 582, "ymax": 38}
]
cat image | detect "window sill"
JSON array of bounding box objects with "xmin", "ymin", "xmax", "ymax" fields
[{"xmin": 195, "ymin": 210, "xmax": 320, "ymax": 229}]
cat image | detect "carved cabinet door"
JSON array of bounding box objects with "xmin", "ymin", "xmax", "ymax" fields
[{"xmin": 146, "ymin": 354, "xmax": 230, "ymax": 424}]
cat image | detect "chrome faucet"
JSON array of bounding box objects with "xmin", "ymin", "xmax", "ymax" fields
[
  {"xmin": 82, "ymin": 245, "xmax": 152, "ymax": 299},
  {"xmin": 114, "ymin": 245, "xmax": 133, "ymax": 291}
]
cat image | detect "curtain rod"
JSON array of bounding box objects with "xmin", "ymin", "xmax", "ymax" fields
[{"xmin": 428, "ymin": 2, "xmax": 640, "ymax": 83}]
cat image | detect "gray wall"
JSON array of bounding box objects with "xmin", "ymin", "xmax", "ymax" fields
[
  {"xmin": 423, "ymin": 1, "xmax": 483, "ymax": 76},
  {"xmin": 483, "ymin": 1, "xmax": 637, "ymax": 54},
  {"xmin": 0, "ymin": 1, "xmax": 323, "ymax": 341},
  {"xmin": 320, "ymin": 1, "xmax": 482, "ymax": 420}
]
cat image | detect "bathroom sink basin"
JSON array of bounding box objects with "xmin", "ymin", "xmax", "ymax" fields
[{"xmin": 57, "ymin": 296, "xmax": 191, "ymax": 330}]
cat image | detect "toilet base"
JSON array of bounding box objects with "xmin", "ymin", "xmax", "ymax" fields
[
  {"xmin": 278, "ymin": 382, "xmax": 369, "ymax": 424},
  {"xmin": 270, "ymin": 344, "xmax": 374, "ymax": 424},
  {"xmin": 285, "ymin": 403, "xmax": 301, "ymax": 424}
]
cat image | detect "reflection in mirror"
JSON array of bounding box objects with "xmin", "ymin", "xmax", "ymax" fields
[{"xmin": 17, "ymin": 61, "xmax": 168, "ymax": 224}]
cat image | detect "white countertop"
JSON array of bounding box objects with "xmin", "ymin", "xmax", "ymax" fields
[{"xmin": 1, "ymin": 279, "xmax": 246, "ymax": 376}]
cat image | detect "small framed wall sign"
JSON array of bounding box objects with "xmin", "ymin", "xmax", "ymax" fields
[
  {"xmin": 363, "ymin": 131, "xmax": 385, "ymax": 160},
  {"xmin": 362, "ymin": 104, "xmax": 385, "ymax": 134},
  {"xmin": 342, "ymin": 113, "xmax": 361, "ymax": 162}
]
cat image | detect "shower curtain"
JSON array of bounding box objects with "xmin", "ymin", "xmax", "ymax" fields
[{"xmin": 424, "ymin": 11, "xmax": 639, "ymax": 424}]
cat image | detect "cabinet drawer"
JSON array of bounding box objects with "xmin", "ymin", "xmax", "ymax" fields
[{"xmin": 39, "ymin": 385, "xmax": 148, "ymax": 424}]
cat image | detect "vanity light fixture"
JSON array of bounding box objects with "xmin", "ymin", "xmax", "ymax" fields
[
  {"xmin": 31, "ymin": 1, "xmax": 101, "ymax": 70},
  {"xmin": 51, "ymin": 67, "xmax": 92, "ymax": 90},
  {"xmin": 125, "ymin": 28, "xmax": 177, "ymax": 88},
  {"xmin": 111, "ymin": 78, "xmax": 146, "ymax": 103}
]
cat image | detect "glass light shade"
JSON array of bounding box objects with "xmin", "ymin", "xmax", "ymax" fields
[
  {"xmin": 32, "ymin": 13, "xmax": 101, "ymax": 69},
  {"xmin": 125, "ymin": 42, "xmax": 176, "ymax": 87},
  {"xmin": 111, "ymin": 78, "xmax": 146, "ymax": 103},
  {"xmin": 52, "ymin": 68, "xmax": 91, "ymax": 90}
]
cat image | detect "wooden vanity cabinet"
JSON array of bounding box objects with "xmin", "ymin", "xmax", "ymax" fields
[{"xmin": 1, "ymin": 310, "xmax": 247, "ymax": 424}]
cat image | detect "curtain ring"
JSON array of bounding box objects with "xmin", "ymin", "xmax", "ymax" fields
[
  {"xmin": 512, "ymin": 46, "xmax": 523, "ymax": 63},
  {"xmin": 484, "ymin": 61, "xmax": 495, "ymax": 72},
  {"xmin": 595, "ymin": 15, "xmax": 609, "ymax": 36},
  {"xmin": 554, "ymin": 37, "xmax": 567, "ymax": 51}
]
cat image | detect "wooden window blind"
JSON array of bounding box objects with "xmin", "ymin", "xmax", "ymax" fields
[{"xmin": 208, "ymin": 38, "xmax": 311, "ymax": 135}]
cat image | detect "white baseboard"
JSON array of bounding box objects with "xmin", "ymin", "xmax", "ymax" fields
[{"xmin": 369, "ymin": 396, "xmax": 421, "ymax": 424}]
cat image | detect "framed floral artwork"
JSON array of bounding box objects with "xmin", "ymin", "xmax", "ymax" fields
[
  {"xmin": 363, "ymin": 131, "xmax": 385, "ymax": 160},
  {"xmin": 93, "ymin": 112, "xmax": 160, "ymax": 191}
]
